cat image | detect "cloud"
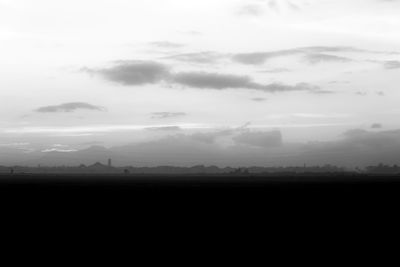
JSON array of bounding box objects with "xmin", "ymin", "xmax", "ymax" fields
[
  {"xmin": 101, "ymin": 128, "xmax": 285, "ymax": 167},
  {"xmin": 85, "ymin": 61, "xmax": 322, "ymax": 93},
  {"xmin": 232, "ymin": 46, "xmax": 368, "ymax": 65},
  {"xmin": 109, "ymin": 134, "xmax": 226, "ymax": 166},
  {"xmin": 383, "ymin": 60, "xmax": 400, "ymax": 69},
  {"xmin": 310, "ymin": 89, "xmax": 336, "ymax": 95},
  {"xmin": 35, "ymin": 102, "xmax": 106, "ymax": 113},
  {"xmin": 237, "ymin": 4, "xmax": 264, "ymax": 16},
  {"xmin": 328, "ymin": 81, "xmax": 350, "ymax": 84},
  {"xmin": 258, "ymin": 68, "xmax": 291, "ymax": 73},
  {"xmin": 268, "ymin": 0, "xmax": 279, "ymax": 11},
  {"xmin": 190, "ymin": 129, "xmax": 235, "ymax": 144},
  {"xmin": 233, "ymin": 130, "xmax": 283, "ymax": 148},
  {"xmin": 343, "ymin": 129, "xmax": 369, "ymax": 138},
  {"xmin": 377, "ymin": 91, "xmax": 385, "ymax": 96},
  {"xmin": 79, "ymin": 141, "xmax": 104, "ymax": 146},
  {"xmin": 149, "ymin": 41, "xmax": 185, "ymax": 49},
  {"xmin": 145, "ymin": 126, "xmax": 182, "ymax": 131},
  {"xmin": 237, "ymin": 0, "xmax": 301, "ymax": 16},
  {"xmin": 287, "ymin": 1, "xmax": 301, "ymax": 11},
  {"xmin": 172, "ymin": 71, "xmax": 320, "ymax": 93},
  {"xmin": 251, "ymin": 97, "xmax": 267, "ymax": 102},
  {"xmin": 233, "ymin": 51, "xmax": 289, "ymax": 65},
  {"xmin": 84, "ymin": 60, "xmax": 170, "ymax": 85},
  {"xmin": 303, "ymin": 46, "xmax": 364, "ymax": 53},
  {"xmin": 103, "ymin": 130, "xmax": 293, "ymax": 167},
  {"xmin": 356, "ymin": 91, "xmax": 367, "ymax": 96},
  {"xmin": 41, "ymin": 148, "xmax": 78, "ymax": 153},
  {"xmin": 0, "ymin": 142, "xmax": 30, "ymax": 147},
  {"xmin": 180, "ymin": 30, "xmax": 202, "ymax": 35},
  {"xmin": 342, "ymin": 128, "xmax": 400, "ymax": 148},
  {"xmin": 292, "ymin": 113, "xmax": 350, "ymax": 119},
  {"xmin": 186, "ymin": 123, "xmax": 251, "ymax": 144},
  {"xmin": 4, "ymin": 124, "xmax": 208, "ymax": 134},
  {"xmin": 173, "ymin": 72, "xmax": 253, "ymax": 89},
  {"xmin": 151, "ymin": 112, "xmax": 187, "ymax": 119},
  {"xmin": 304, "ymin": 53, "xmax": 352, "ymax": 64},
  {"xmin": 371, "ymin": 123, "xmax": 383, "ymax": 129},
  {"xmin": 293, "ymin": 128, "xmax": 400, "ymax": 168},
  {"xmin": 165, "ymin": 52, "xmax": 225, "ymax": 64}
]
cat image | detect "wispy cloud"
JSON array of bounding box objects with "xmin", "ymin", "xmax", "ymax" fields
[
  {"xmin": 236, "ymin": 4, "xmax": 264, "ymax": 16},
  {"xmin": 164, "ymin": 51, "xmax": 225, "ymax": 64},
  {"xmin": 145, "ymin": 126, "xmax": 182, "ymax": 131},
  {"xmin": 383, "ymin": 60, "xmax": 400, "ymax": 69},
  {"xmin": 303, "ymin": 53, "xmax": 352, "ymax": 64},
  {"xmin": 151, "ymin": 112, "xmax": 187, "ymax": 119},
  {"xmin": 35, "ymin": 102, "xmax": 106, "ymax": 113},
  {"xmin": 41, "ymin": 148, "xmax": 78, "ymax": 153},
  {"xmin": 291, "ymin": 113, "xmax": 351, "ymax": 119},
  {"xmin": 356, "ymin": 91, "xmax": 367, "ymax": 96},
  {"xmin": 0, "ymin": 142, "xmax": 30, "ymax": 147},
  {"xmin": 258, "ymin": 68, "xmax": 291, "ymax": 73},
  {"xmin": 232, "ymin": 46, "xmax": 393, "ymax": 65},
  {"xmin": 2, "ymin": 124, "xmax": 210, "ymax": 134},
  {"xmin": 149, "ymin": 41, "xmax": 185, "ymax": 49}
]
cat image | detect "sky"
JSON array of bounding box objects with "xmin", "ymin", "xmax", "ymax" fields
[{"xmin": 1, "ymin": 0, "xmax": 400, "ymax": 167}]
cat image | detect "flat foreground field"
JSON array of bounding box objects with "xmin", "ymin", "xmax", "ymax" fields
[
  {"xmin": 0, "ymin": 173, "xmax": 399, "ymax": 187},
  {"xmin": 2, "ymin": 173, "xmax": 399, "ymax": 213}
]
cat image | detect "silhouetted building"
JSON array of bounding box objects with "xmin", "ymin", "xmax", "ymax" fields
[{"xmin": 108, "ymin": 158, "xmax": 112, "ymax": 167}]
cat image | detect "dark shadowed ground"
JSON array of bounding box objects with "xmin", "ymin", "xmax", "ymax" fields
[
  {"xmin": 1, "ymin": 173, "xmax": 400, "ymax": 194},
  {"xmin": 2, "ymin": 173, "xmax": 399, "ymax": 235}
]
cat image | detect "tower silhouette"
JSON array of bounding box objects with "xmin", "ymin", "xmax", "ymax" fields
[{"xmin": 108, "ymin": 158, "xmax": 112, "ymax": 167}]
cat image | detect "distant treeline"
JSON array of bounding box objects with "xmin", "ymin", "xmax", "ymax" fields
[
  {"xmin": 0, "ymin": 162, "xmax": 352, "ymax": 175},
  {"xmin": 1, "ymin": 162, "xmax": 399, "ymax": 175}
]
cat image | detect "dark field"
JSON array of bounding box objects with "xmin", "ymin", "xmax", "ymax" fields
[
  {"xmin": 1, "ymin": 173, "xmax": 400, "ymax": 190},
  {"xmin": 2, "ymin": 173, "xmax": 400, "ymax": 220}
]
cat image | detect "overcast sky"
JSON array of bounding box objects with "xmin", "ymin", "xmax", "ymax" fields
[{"xmin": 1, "ymin": 0, "xmax": 400, "ymax": 167}]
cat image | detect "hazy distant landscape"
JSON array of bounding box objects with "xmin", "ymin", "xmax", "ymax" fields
[
  {"xmin": 2, "ymin": 0, "xmax": 400, "ymax": 187},
  {"xmin": 1, "ymin": 160, "xmax": 399, "ymax": 175}
]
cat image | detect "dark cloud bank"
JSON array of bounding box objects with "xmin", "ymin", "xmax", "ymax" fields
[
  {"xmin": 83, "ymin": 45, "xmax": 400, "ymax": 93},
  {"xmin": 85, "ymin": 60, "xmax": 322, "ymax": 93},
  {"xmin": 90, "ymin": 60, "xmax": 170, "ymax": 86}
]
